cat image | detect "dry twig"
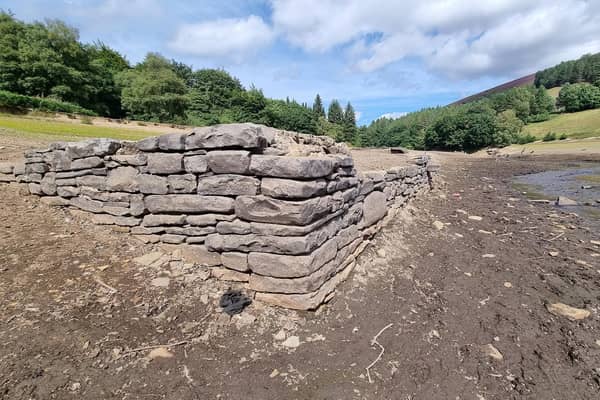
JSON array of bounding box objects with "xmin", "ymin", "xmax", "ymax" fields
[
  {"xmin": 118, "ymin": 340, "xmax": 188, "ymax": 358},
  {"xmin": 94, "ymin": 276, "xmax": 117, "ymax": 293},
  {"xmin": 366, "ymin": 323, "xmax": 394, "ymax": 383}
]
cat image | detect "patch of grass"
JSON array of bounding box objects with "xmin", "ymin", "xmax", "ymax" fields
[
  {"xmin": 0, "ymin": 114, "xmax": 153, "ymax": 141},
  {"xmin": 523, "ymin": 108, "xmax": 600, "ymax": 139},
  {"xmin": 511, "ymin": 182, "xmax": 553, "ymax": 201},
  {"xmin": 576, "ymin": 174, "xmax": 600, "ymax": 184},
  {"xmin": 547, "ymin": 86, "xmax": 562, "ymax": 99},
  {"xmin": 542, "ymin": 132, "xmax": 556, "ymax": 141}
]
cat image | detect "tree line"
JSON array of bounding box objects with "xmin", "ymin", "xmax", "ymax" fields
[
  {"xmin": 0, "ymin": 12, "xmax": 356, "ymax": 138},
  {"xmin": 359, "ymin": 51, "xmax": 600, "ymax": 151}
]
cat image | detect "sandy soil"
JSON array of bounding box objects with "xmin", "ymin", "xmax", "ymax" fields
[{"xmin": 1, "ymin": 138, "xmax": 600, "ymax": 399}]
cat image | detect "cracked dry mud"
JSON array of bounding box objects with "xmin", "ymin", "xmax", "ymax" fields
[{"xmin": 1, "ymin": 136, "xmax": 599, "ymax": 399}]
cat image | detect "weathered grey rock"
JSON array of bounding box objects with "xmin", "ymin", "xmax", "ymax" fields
[
  {"xmin": 250, "ymin": 155, "xmax": 335, "ymax": 178},
  {"xmin": 235, "ymin": 195, "xmax": 332, "ymax": 225},
  {"xmin": 216, "ymin": 219, "xmax": 252, "ymax": 234},
  {"xmin": 137, "ymin": 174, "xmax": 168, "ymax": 194},
  {"xmin": 336, "ymin": 225, "xmax": 360, "ymax": 249},
  {"xmin": 206, "ymin": 219, "xmax": 336, "ymax": 255},
  {"xmin": 131, "ymin": 226, "xmax": 166, "ymax": 234},
  {"xmin": 0, "ymin": 173, "xmax": 16, "ymax": 182},
  {"xmin": 110, "ymin": 154, "xmax": 147, "ymax": 166},
  {"xmin": 79, "ymin": 187, "xmax": 128, "ymax": 202},
  {"xmin": 361, "ymin": 191, "xmax": 387, "ymax": 227},
  {"xmin": 40, "ymin": 196, "xmax": 70, "ymax": 207},
  {"xmin": 76, "ymin": 175, "xmax": 107, "ymax": 191},
  {"xmin": 198, "ymin": 175, "xmax": 259, "ymax": 196},
  {"xmin": 12, "ymin": 162, "xmax": 25, "ymax": 176},
  {"xmin": 556, "ymin": 196, "xmax": 577, "ymax": 206},
  {"xmin": 56, "ymin": 178, "xmax": 76, "ymax": 186},
  {"xmin": 143, "ymin": 214, "xmax": 186, "ymax": 227},
  {"xmin": 91, "ymin": 214, "xmax": 141, "ymax": 226},
  {"xmin": 165, "ymin": 226, "xmax": 216, "ymax": 236},
  {"xmin": 136, "ymin": 136, "xmax": 158, "ymax": 152},
  {"xmin": 25, "ymin": 163, "xmax": 48, "ymax": 174},
  {"xmin": 160, "ymin": 234, "xmax": 186, "ymax": 244},
  {"xmin": 261, "ymin": 178, "xmax": 327, "ymax": 199},
  {"xmin": 342, "ymin": 203, "xmax": 363, "ymax": 228},
  {"xmin": 186, "ymin": 214, "xmax": 235, "ymax": 226},
  {"xmin": 106, "ymin": 167, "xmax": 139, "ymax": 192},
  {"xmin": 22, "ymin": 173, "xmax": 42, "ymax": 183},
  {"xmin": 57, "ymin": 186, "xmax": 80, "ymax": 197},
  {"xmin": 129, "ymin": 194, "xmax": 145, "ymax": 216},
  {"xmin": 0, "ymin": 162, "xmax": 14, "ymax": 174},
  {"xmin": 364, "ymin": 170, "xmax": 386, "ymax": 182},
  {"xmin": 249, "ymin": 254, "xmax": 341, "ymax": 294},
  {"xmin": 248, "ymin": 237, "xmax": 338, "ymax": 278},
  {"xmin": 66, "ymin": 139, "xmax": 120, "ymax": 159},
  {"xmin": 186, "ymin": 236, "xmax": 207, "ymax": 244},
  {"xmin": 168, "ymin": 174, "xmax": 197, "ymax": 193},
  {"xmin": 71, "ymin": 156, "xmax": 103, "ymax": 170},
  {"xmin": 249, "ymin": 210, "xmax": 343, "ymax": 236},
  {"xmin": 221, "ymin": 252, "xmax": 249, "ymax": 272},
  {"xmin": 255, "ymin": 258, "xmax": 356, "ymax": 310},
  {"xmin": 45, "ymin": 150, "xmax": 71, "ymax": 171},
  {"xmin": 70, "ymin": 196, "xmax": 103, "ymax": 213},
  {"xmin": 183, "ymin": 155, "xmax": 208, "ymax": 173},
  {"xmin": 145, "ymin": 195, "xmax": 235, "ymax": 214},
  {"xmin": 28, "ymin": 183, "xmax": 42, "ymax": 195},
  {"xmin": 40, "ymin": 173, "xmax": 57, "ymax": 195},
  {"xmin": 55, "ymin": 168, "xmax": 106, "ymax": 179},
  {"xmin": 206, "ymin": 150, "xmax": 250, "ymax": 174},
  {"xmin": 185, "ymin": 123, "xmax": 269, "ymax": 150},
  {"xmin": 158, "ymin": 133, "xmax": 186, "ymax": 150},
  {"xmin": 147, "ymin": 153, "xmax": 183, "ymax": 174}
]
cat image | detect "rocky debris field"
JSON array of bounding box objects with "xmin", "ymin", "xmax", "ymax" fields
[{"xmin": 1, "ymin": 136, "xmax": 599, "ymax": 399}]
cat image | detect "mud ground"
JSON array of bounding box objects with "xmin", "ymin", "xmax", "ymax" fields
[{"xmin": 1, "ymin": 136, "xmax": 599, "ymax": 399}]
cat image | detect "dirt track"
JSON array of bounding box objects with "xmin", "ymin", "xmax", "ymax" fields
[{"xmin": 1, "ymin": 139, "xmax": 600, "ymax": 399}]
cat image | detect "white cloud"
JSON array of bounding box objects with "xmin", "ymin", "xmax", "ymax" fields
[
  {"xmin": 378, "ymin": 112, "xmax": 408, "ymax": 120},
  {"xmin": 269, "ymin": 0, "xmax": 600, "ymax": 79},
  {"xmin": 169, "ymin": 15, "xmax": 275, "ymax": 62}
]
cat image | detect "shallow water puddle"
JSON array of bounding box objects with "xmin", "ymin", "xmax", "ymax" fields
[{"xmin": 513, "ymin": 164, "xmax": 600, "ymax": 224}]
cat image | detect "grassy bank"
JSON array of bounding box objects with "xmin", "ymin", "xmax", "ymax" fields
[
  {"xmin": 522, "ymin": 108, "xmax": 600, "ymax": 139},
  {"xmin": 0, "ymin": 114, "xmax": 156, "ymax": 141}
]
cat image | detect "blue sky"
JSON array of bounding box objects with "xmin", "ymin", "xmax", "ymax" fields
[{"xmin": 3, "ymin": 0, "xmax": 600, "ymax": 124}]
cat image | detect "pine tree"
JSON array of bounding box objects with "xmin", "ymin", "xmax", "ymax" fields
[
  {"xmin": 327, "ymin": 99, "xmax": 343, "ymax": 124},
  {"xmin": 312, "ymin": 94, "xmax": 325, "ymax": 118},
  {"xmin": 343, "ymin": 102, "xmax": 356, "ymax": 127}
]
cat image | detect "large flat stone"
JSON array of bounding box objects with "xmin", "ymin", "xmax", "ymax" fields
[
  {"xmin": 198, "ymin": 175, "xmax": 259, "ymax": 196},
  {"xmin": 248, "ymin": 210, "xmax": 343, "ymax": 236},
  {"xmin": 143, "ymin": 214, "xmax": 186, "ymax": 227},
  {"xmin": 186, "ymin": 214, "xmax": 235, "ymax": 226},
  {"xmin": 185, "ymin": 123, "xmax": 269, "ymax": 149},
  {"xmin": 261, "ymin": 178, "xmax": 327, "ymax": 199},
  {"xmin": 168, "ymin": 174, "xmax": 197, "ymax": 193},
  {"xmin": 147, "ymin": 153, "xmax": 183, "ymax": 174},
  {"xmin": 71, "ymin": 156, "xmax": 104, "ymax": 170},
  {"xmin": 250, "ymin": 155, "xmax": 335, "ymax": 178},
  {"xmin": 137, "ymin": 174, "xmax": 168, "ymax": 194},
  {"xmin": 221, "ymin": 252, "xmax": 249, "ymax": 272},
  {"xmin": 183, "ymin": 155, "xmax": 208, "ymax": 174},
  {"xmin": 66, "ymin": 139, "xmax": 121, "ymax": 159},
  {"xmin": 248, "ymin": 237, "xmax": 338, "ymax": 278},
  {"xmin": 255, "ymin": 258, "xmax": 356, "ymax": 310},
  {"xmin": 235, "ymin": 195, "xmax": 332, "ymax": 225},
  {"xmin": 158, "ymin": 133, "xmax": 186, "ymax": 150},
  {"xmin": 145, "ymin": 195, "xmax": 234, "ymax": 214},
  {"xmin": 206, "ymin": 150, "xmax": 251, "ymax": 174},
  {"xmin": 106, "ymin": 166, "xmax": 139, "ymax": 192},
  {"xmin": 91, "ymin": 214, "xmax": 141, "ymax": 226},
  {"xmin": 361, "ymin": 191, "xmax": 387, "ymax": 227}
]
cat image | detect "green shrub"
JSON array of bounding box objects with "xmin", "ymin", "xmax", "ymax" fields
[
  {"xmin": 0, "ymin": 90, "xmax": 96, "ymax": 116},
  {"xmin": 137, "ymin": 121, "xmax": 147, "ymax": 126},
  {"xmin": 515, "ymin": 134, "xmax": 537, "ymax": 144},
  {"xmin": 559, "ymin": 133, "xmax": 568, "ymax": 140},
  {"xmin": 542, "ymin": 132, "xmax": 557, "ymax": 141},
  {"xmin": 80, "ymin": 115, "xmax": 93, "ymax": 125}
]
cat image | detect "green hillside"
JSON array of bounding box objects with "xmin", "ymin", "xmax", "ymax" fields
[{"xmin": 522, "ymin": 108, "xmax": 600, "ymax": 139}]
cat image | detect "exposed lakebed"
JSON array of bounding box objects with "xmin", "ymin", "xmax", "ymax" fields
[{"xmin": 513, "ymin": 164, "xmax": 600, "ymax": 224}]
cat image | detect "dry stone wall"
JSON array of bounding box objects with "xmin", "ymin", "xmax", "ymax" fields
[{"xmin": 2, "ymin": 123, "xmax": 433, "ymax": 310}]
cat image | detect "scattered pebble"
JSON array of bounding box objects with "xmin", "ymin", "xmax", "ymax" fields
[
  {"xmin": 281, "ymin": 336, "xmax": 300, "ymax": 348},
  {"xmin": 482, "ymin": 254, "xmax": 496, "ymax": 258},
  {"xmin": 504, "ymin": 282, "xmax": 512, "ymax": 288},
  {"xmin": 482, "ymin": 344, "xmax": 503, "ymax": 361},
  {"xmin": 148, "ymin": 347, "xmax": 174, "ymax": 359},
  {"xmin": 432, "ymin": 220, "xmax": 445, "ymax": 230},
  {"xmin": 468, "ymin": 215, "xmax": 483, "ymax": 221},
  {"xmin": 270, "ymin": 369, "xmax": 280, "ymax": 378},
  {"xmin": 151, "ymin": 277, "xmax": 170, "ymax": 288},
  {"xmin": 548, "ymin": 251, "xmax": 559, "ymax": 257},
  {"xmin": 546, "ymin": 303, "xmax": 590, "ymax": 321}
]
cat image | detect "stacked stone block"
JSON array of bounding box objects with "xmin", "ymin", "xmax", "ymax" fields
[{"xmin": 8, "ymin": 123, "xmax": 432, "ymax": 310}]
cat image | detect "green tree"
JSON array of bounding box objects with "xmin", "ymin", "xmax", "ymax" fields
[
  {"xmin": 312, "ymin": 94, "xmax": 325, "ymax": 118},
  {"xmin": 327, "ymin": 99, "xmax": 344, "ymax": 124},
  {"xmin": 0, "ymin": 11, "xmax": 24, "ymax": 92},
  {"xmin": 260, "ymin": 99, "xmax": 317, "ymax": 134},
  {"xmin": 116, "ymin": 53, "xmax": 188, "ymax": 122},
  {"xmin": 557, "ymin": 82, "xmax": 600, "ymax": 112}
]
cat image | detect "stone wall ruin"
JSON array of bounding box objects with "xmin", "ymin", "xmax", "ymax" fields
[{"xmin": 1, "ymin": 123, "xmax": 434, "ymax": 310}]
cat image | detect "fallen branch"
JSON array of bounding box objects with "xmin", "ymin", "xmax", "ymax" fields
[
  {"xmin": 547, "ymin": 232, "xmax": 565, "ymax": 242},
  {"xmin": 94, "ymin": 276, "xmax": 117, "ymax": 294},
  {"xmin": 118, "ymin": 340, "xmax": 189, "ymax": 358},
  {"xmin": 366, "ymin": 323, "xmax": 394, "ymax": 383}
]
